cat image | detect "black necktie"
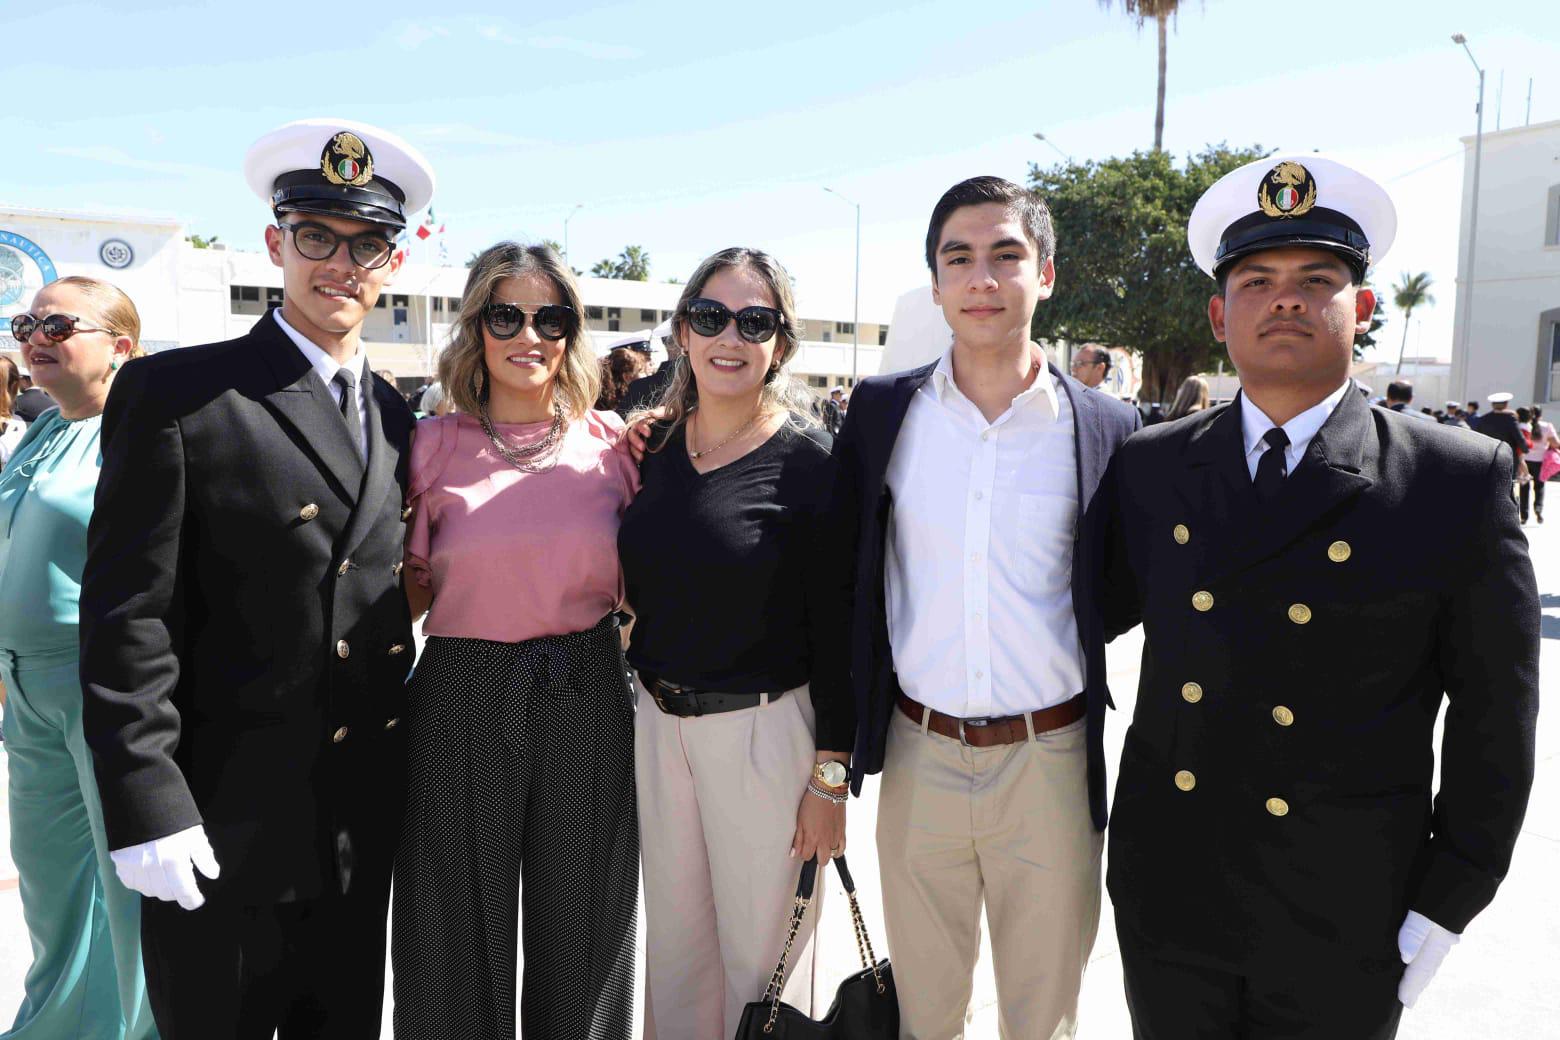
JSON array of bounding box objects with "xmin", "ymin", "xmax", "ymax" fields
[
  {"xmin": 1254, "ymin": 427, "xmax": 1290, "ymax": 503},
  {"xmin": 333, "ymin": 368, "xmax": 363, "ymax": 458}
]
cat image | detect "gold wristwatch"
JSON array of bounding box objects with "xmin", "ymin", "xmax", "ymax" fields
[{"xmin": 812, "ymin": 761, "xmax": 849, "ymax": 789}]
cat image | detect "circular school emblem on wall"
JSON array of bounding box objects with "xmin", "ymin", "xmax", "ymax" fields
[
  {"xmin": 0, "ymin": 231, "xmax": 58, "ymax": 319},
  {"xmin": 99, "ymin": 238, "xmax": 135, "ymax": 269}
]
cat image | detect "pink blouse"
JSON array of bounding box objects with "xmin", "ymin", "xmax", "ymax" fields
[{"xmin": 405, "ymin": 411, "xmax": 640, "ymax": 643}]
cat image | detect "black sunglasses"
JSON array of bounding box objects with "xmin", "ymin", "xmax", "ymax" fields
[
  {"xmin": 277, "ymin": 221, "xmax": 396, "ymax": 270},
  {"xmin": 11, "ymin": 313, "xmax": 116, "ymax": 343},
  {"xmin": 684, "ymin": 298, "xmax": 784, "ymax": 343},
  {"xmin": 481, "ymin": 302, "xmax": 577, "ymax": 342}
]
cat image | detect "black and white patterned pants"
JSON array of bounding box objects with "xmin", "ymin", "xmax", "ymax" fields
[{"xmin": 391, "ymin": 615, "xmax": 638, "ymax": 1039}]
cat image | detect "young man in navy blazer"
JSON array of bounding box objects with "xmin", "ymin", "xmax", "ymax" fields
[{"xmin": 833, "ymin": 176, "xmax": 1140, "ymax": 1037}]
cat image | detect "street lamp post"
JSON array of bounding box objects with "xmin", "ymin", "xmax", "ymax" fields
[
  {"xmin": 823, "ymin": 187, "xmax": 862, "ymax": 385},
  {"xmin": 1451, "ymin": 33, "xmax": 1485, "ymax": 401},
  {"xmin": 1032, "ymin": 131, "xmax": 1072, "ymax": 164},
  {"xmin": 562, "ymin": 203, "xmax": 583, "ymax": 263}
]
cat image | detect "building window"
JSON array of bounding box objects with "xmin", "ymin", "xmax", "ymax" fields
[
  {"xmin": 640, "ymin": 309, "xmax": 656, "ymax": 322},
  {"xmin": 608, "ymin": 319, "xmax": 620, "ymax": 332},
  {"xmin": 878, "ymin": 326, "xmax": 889, "ymax": 346},
  {"xmin": 608, "ymin": 307, "xmax": 621, "ymax": 319},
  {"xmin": 266, "ymin": 287, "xmax": 283, "ymax": 308},
  {"xmin": 375, "ymin": 297, "xmax": 387, "ymax": 308},
  {"xmin": 1549, "ymin": 323, "xmax": 1560, "ymax": 401},
  {"xmin": 1548, "ymin": 183, "xmax": 1560, "ymax": 247},
  {"xmin": 448, "ymin": 297, "xmax": 462, "ymax": 312},
  {"xmin": 392, "ymin": 294, "xmax": 409, "ymax": 307},
  {"xmin": 660, "ymin": 310, "xmax": 672, "ymax": 321},
  {"xmin": 432, "ymin": 297, "xmax": 444, "ymax": 314},
  {"xmin": 587, "ymin": 306, "xmax": 603, "ymax": 320},
  {"xmin": 836, "ymin": 321, "xmax": 855, "ymax": 335},
  {"xmin": 807, "ymin": 375, "xmax": 828, "ymax": 388},
  {"xmin": 240, "ymin": 286, "xmax": 259, "ymax": 302},
  {"xmin": 822, "ymin": 331, "xmax": 831, "ymax": 342}
]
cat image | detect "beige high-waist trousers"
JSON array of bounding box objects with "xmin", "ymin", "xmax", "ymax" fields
[
  {"xmin": 877, "ymin": 708, "xmax": 1102, "ymax": 1040},
  {"xmin": 634, "ymin": 675, "xmax": 822, "ymax": 1039}
]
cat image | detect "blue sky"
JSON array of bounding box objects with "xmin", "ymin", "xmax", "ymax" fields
[{"xmin": 1, "ymin": 0, "xmax": 1555, "ymax": 361}]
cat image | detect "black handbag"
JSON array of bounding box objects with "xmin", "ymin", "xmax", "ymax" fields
[{"xmin": 734, "ymin": 854, "xmax": 898, "ymax": 1039}]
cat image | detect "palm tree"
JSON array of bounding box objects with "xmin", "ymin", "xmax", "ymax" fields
[
  {"xmin": 1391, "ymin": 272, "xmax": 1435, "ymax": 374},
  {"xmin": 1098, "ymin": 0, "xmax": 1193, "ymax": 151}
]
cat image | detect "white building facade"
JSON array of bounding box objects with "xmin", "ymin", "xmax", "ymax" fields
[
  {"xmin": 1449, "ymin": 118, "xmax": 1560, "ymax": 406},
  {"xmin": 1, "ymin": 206, "xmax": 887, "ymax": 392}
]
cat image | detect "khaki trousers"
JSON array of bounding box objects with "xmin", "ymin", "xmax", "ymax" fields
[
  {"xmin": 634, "ymin": 675, "xmax": 821, "ymax": 1039},
  {"xmin": 877, "ymin": 708, "xmax": 1102, "ymax": 1040}
]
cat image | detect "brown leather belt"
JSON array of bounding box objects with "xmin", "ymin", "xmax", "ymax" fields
[{"xmin": 896, "ymin": 692, "xmax": 1086, "ymax": 747}]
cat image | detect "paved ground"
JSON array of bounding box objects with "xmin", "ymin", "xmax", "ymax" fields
[{"xmin": 2, "ymin": 516, "xmax": 1556, "ymax": 1038}]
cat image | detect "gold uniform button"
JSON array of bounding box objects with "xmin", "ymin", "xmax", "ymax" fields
[
  {"xmin": 1192, "ymin": 591, "xmax": 1214, "ymax": 612},
  {"xmin": 336, "ymin": 639, "xmax": 350, "ymax": 659},
  {"xmin": 1174, "ymin": 770, "xmax": 1197, "ymax": 792},
  {"xmin": 1327, "ymin": 540, "xmax": 1352, "ymax": 563},
  {"xmin": 299, "ymin": 503, "xmax": 320, "ymax": 521},
  {"xmin": 1266, "ymin": 797, "xmax": 1289, "ymax": 817},
  {"xmin": 1173, "ymin": 524, "xmax": 1190, "ymax": 545},
  {"xmin": 1287, "ymin": 603, "xmax": 1312, "ymax": 625},
  {"xmin": 332, "ymin": 726, "xmax": 349, "ymax": 744},
  {"xmin": 1181, "ymin": 682, "xmax": 1203, "ymax": 703},
  {"xmin": 401, "ymin": 505, "xmax": 413, "ymax": 521},
  {"xmin": 338, "ymin": 559, "xmax": 351, "ymax": 577},
  {"xmin": 384, "ymin": 717, "xmax": 400, "ymax": 730},
  {"xmin": 388, "ymin": 643, "xmax": 406, "ymax": 656},
  {"xmin": 1272, "ymin": 705, "xmax": 1295, "ymax": 726}
]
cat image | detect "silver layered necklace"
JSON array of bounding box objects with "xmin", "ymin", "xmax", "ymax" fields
[{"xmin": 478, "ymin": 399, "xmax": 566, "ymax": 474}]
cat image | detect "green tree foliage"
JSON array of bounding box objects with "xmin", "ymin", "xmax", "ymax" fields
[
  {"xmin": 1390, "ymin": 271, "xmax": 1435, "ymax": 374},
  {"xmin": 591, "ymin": 245, "xmax": 651, "ymax": 281},
  {"xmin": 1028, "ymin": 143, "xmax": 1265, "ymax": 402},
  {"xmin": 185, "ymin": 233, "xmax": 220, "ymax": 249}
]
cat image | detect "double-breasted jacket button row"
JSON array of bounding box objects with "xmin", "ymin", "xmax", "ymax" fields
[
  {"xmin": 331, "ymin": 717, "xmax": 402, "ymax": 743},
  {"xmin": 335, "ymin": 640, "xmax": 405, "ymax": 660}
]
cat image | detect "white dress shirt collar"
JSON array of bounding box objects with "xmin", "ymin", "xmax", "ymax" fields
[
  {"xmin": 272, "ymin": 309, "xmax": 368, "ymax": 390},
  {"xmin": 928, "ymin": 344, "xmax": 1061, "ymax": 426},
  {"xmin": 1239, "ymin": 380, "xmax": 1352, "ymax": 478}
]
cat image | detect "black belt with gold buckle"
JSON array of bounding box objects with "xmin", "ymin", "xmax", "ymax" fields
[{"xmin": 640, "ymin": 673, "xmax": 787, "ymax": 718}]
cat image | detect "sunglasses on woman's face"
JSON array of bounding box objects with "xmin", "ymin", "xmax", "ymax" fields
[
  {"xmin": 481, "ymin": 302, "xmax": 577, "ymax": 341},
  {"xmin": 684, "ymin": 298, "xmax": 783, "ymax": 343},
  {"xmin": 11, "ymin": 313, "xmax": 115, "ymax": 343}
]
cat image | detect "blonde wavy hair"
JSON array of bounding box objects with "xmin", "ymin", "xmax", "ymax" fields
[
  {"xmin": 52, "ymin": 275, "xmax": 146, "ymax": 358},
  {"xmin": 439, "ymin": 242, "xmax": 599, "ymax": 419},
  {"xmin": 638, "ymin": 246, "xmax": 818, "ymax": 450}
]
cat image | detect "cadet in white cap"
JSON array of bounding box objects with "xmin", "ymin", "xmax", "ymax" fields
[
  {"xmin": 1472, "ymin": 392, "xmax": 1527, "ymax": 489},
  {"xmin": 1102, "ymin": 154, "xmax": 1538, "ymax": 1039},
  {"xmin": 79, "ymin": 119, "xmax": 434, "ymax": 1039}
]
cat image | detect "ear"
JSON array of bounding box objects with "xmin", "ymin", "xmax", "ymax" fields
[
  {"xmin": 1208, "ymin": 294, "xmax": 1228, "ymax": 343},
  {"xmin": 929, "ymin": 267, "xmax": 941, "ymax": 305},
  {"xmin": 385, "ymin": 247, "xmax": 404, "ymax": 281},
  {"xmin": 1353, "ymin": 286, "xmax": 1376, "ymax": 336},
  {"xmin": 264, "ymin": 224, "xmax": 285, "ymax": 268},
  {"xmin": 1035, "ymin": 255, "xmax": 1057, "ymax": 302},
  {"xmin": 111, "ymin": 334, "xmax": 135, "ymax": 363}
]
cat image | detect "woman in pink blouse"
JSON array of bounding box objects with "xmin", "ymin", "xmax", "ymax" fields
[{"xmin": 391, "ymin": 242, "xmax": 640, "ymax": 1040}]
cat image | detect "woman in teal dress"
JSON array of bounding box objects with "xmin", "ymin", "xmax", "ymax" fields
[{"xmin": 1, "ymin": 275, "xmax": 155, "ymax": 1040}]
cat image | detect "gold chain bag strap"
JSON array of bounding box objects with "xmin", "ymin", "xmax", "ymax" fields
[{"xmin": 735, "ymin": 854, "xmax": 898, "ymax": 1039}]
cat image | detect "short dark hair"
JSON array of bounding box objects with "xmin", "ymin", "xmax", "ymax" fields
[
  {"xmin": 1080, "ymin": 345, "xmax": 1111, "ymax": 373},
  {"xmin": 1467, "ymin": 401, "xmax": 1479, "ymax": 410},
  {"xmin": 925, "ymin": 176, "xmax": 1055, "ymax": 275},
  {"xmin": 1386, "ymin": 380, "xmax": 1413, "ymax": 403},
  {"xmin": 1534, "ymin": 405, "xmax": 1544, "ymax": 420}
]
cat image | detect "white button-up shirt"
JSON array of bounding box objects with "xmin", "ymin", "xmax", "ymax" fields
[
  {"xmin": 273, "ymin": 309, "xmax": 369, "ymax": 459},
  {"xmin": 884, "ymin": 347, "xmax": 1083, "ymax": 718},
  {"xmin": 1240, "ymin": 380, "xmax": 1351, "ymax": 481}
]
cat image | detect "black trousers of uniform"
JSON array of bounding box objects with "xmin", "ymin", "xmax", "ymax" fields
[
  {"xmin": 140, "ymin": 873, "xmax": 392, "ymax": 1040},
  {"xmin": 1520, "ymin": 460, "xmax": 1547, "ymax": 519},
  {"xmin": 391, "ymin": 617, "xmax": 638, "ymax": 1040},
  {"xmin": 1117, "ymin": 922, "xmax": 1404, "ymax": 1040}
]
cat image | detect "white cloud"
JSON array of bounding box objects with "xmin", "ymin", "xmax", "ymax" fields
[{"xmin": 396, "ymin": 22, "xmax": 450, "ymax": 50}]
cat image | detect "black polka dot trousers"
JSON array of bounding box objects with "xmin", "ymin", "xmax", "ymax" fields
[{"xmin": 391, "ymin": 615, "xmax": 638, "ymax": 1039}]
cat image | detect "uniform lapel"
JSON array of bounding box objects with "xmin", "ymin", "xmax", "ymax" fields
[
  {"xmin": 338, "ymin": 376, "xmax": 401, "ymax": 559},
  {"xmin": 254, "ymin": 313, "xmax": 366, "ymax": 502},
  {"xmin": 1206, "ymin": 387, "xmax": 1375, "ymax": 584},
  {"xmin": 1177, "ymin": 401, "xmax": 1257, "ymax": 536}
]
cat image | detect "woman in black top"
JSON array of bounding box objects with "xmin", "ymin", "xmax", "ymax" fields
[{"xmin": 618, "ymin": 247, "xmax": 854, "ymax": 1038}]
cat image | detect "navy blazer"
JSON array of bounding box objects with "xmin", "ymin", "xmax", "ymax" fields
[{"xmin": 834, "ymin": 359, "xmax": 1141, "ymax": 829}]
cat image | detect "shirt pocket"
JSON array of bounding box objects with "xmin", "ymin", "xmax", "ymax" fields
[{"xmin": 1015, "ymin": 491, "xmax": 1075, "ymax": 593}]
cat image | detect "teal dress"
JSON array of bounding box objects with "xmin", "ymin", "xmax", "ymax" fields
[{"xmin": 0, "ymin": 408, "xmax": 157, "ymax": 1040}]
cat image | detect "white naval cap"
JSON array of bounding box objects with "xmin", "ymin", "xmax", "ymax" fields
[
  {"xmin": 1187, "ymin": 153, "xmax": 1396, "ymax": 279},
  {"xmin": 1488, "ymin": 391, "xmax": 1514, "ymax": 404},
  {"xmin": 243, "ymin": 118, "xmax": 435, "ymax": 231}
]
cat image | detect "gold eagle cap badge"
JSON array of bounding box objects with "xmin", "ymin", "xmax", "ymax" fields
[
  {"xmin": 1258, "ymin": 161, "xmax": 1318, "ymax": 218},
  {"xmin": 320, "ymin": 131, "xmax": 374, "ymax": 187}
]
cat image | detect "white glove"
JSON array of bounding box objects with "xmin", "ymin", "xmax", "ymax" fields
[
  {"xmin": 110, "ymin": 824, "xmax": 221, "ymax": 911},
  {"xmin": 1397, "ymin": 909, "xmax": 1460, "ymax": 1008}
]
